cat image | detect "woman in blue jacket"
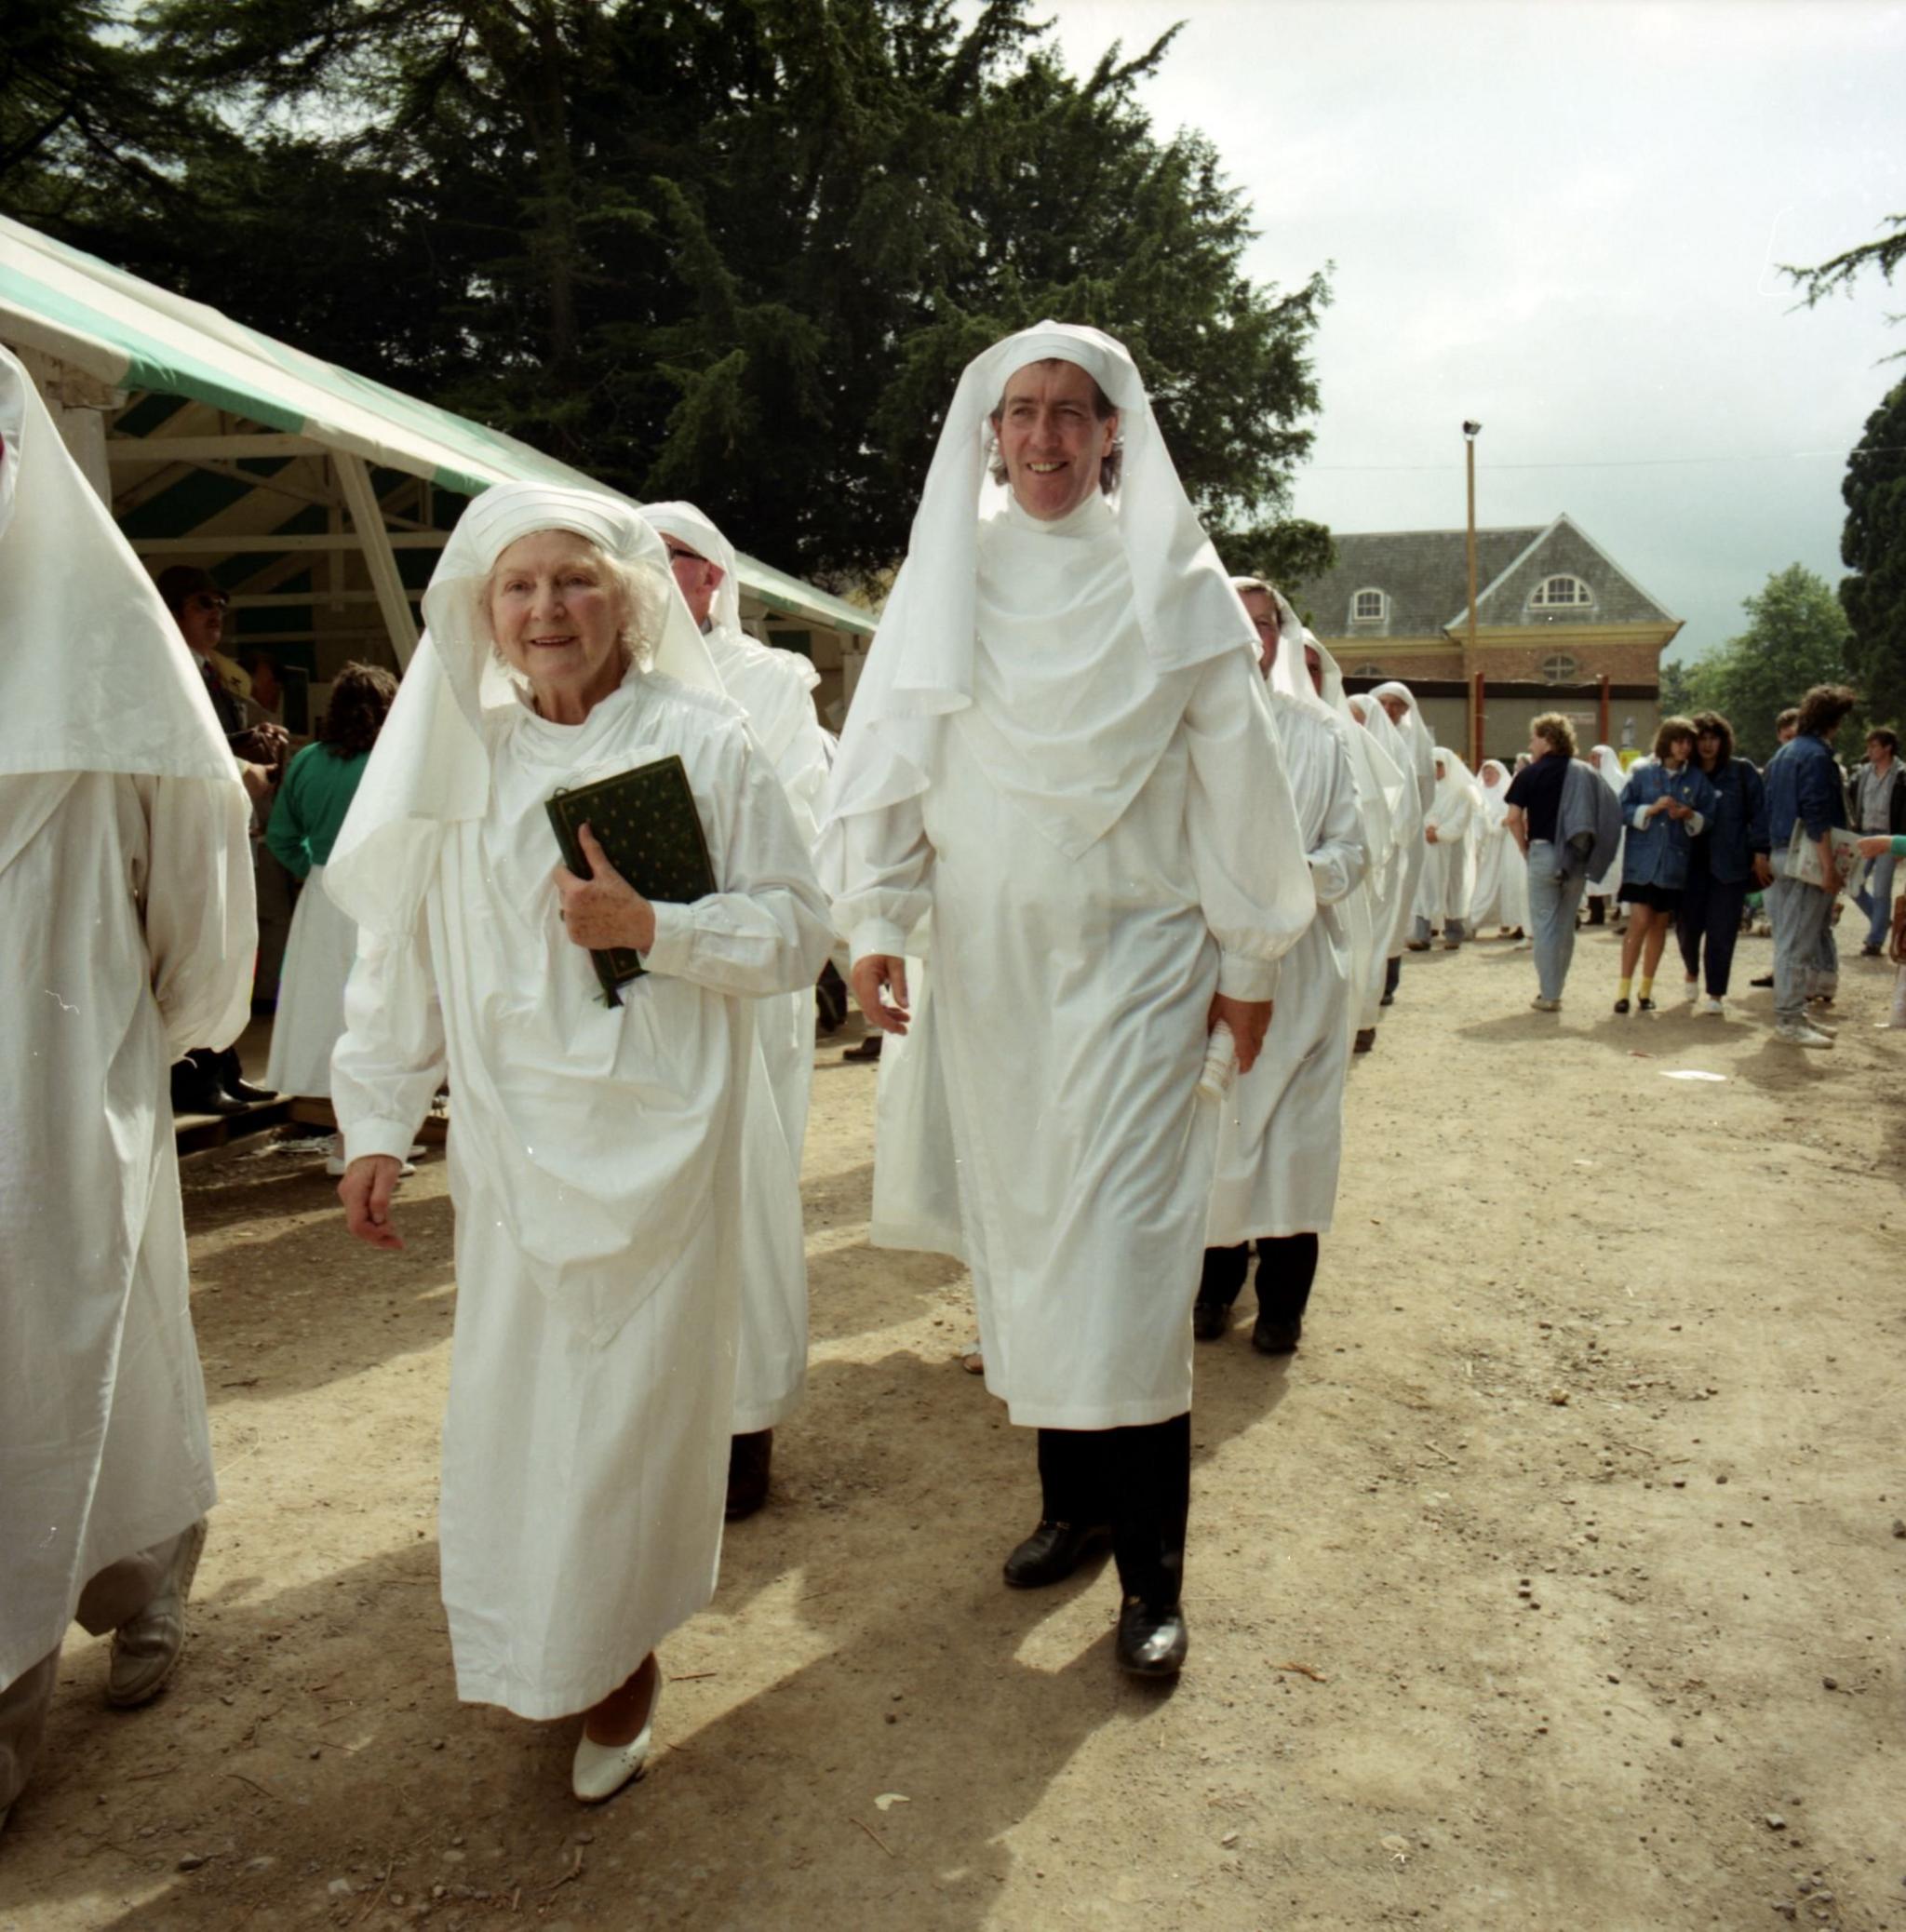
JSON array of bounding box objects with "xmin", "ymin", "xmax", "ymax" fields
[
  {"xmin": 1614, "ymin": 718, "xmax": 1720, "ymax": 1013},
  {"xmin": 1674, "ymin": 710, "xmax": 1769, "ymax": 1016}
]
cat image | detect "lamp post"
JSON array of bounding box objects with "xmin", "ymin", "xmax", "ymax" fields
[{"xmin": 1463, "ymin": 421, "xmax": 1483, "ymax": 764}]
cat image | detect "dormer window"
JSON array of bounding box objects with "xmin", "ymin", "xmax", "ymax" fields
[
  {"xmin": 1350, "ymin": 588, "xmax": 1387, "ymax": 624},
  {"xmin": 1530, "ymin": 574, "xmax": 1592, "ymax": 609}
]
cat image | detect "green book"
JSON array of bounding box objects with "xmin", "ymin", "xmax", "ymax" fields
[{"xmin": 545, "ymin": 755, "xmax": 718, "ymax": 1007}]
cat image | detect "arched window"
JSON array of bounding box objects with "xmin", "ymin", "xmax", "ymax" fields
[
  {"xmin": 1540, "ymin": 652, "xmax": 1582, "ymax": 684},
  {"xmin": 1530, "ymin": 574, "xmax": 1592, "ymax": 609},
  {"xmin": 1350, "ymin": 587, "xmax": 1387, "ymax": 624}
]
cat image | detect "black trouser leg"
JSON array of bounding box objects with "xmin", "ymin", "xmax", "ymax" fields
[
  {"xmin": 1383, "ymin": 956, "xmax": 1402, "ymax": 1000},
  {"xmin": 1254, "ymin": 1233, "xmax": 1320, "ymax": 1323},
  {"xmin": 1036, "ymin": 1426, "xmax": 1107, "ymax": 1527},
  {"xmin": 1104, "ymin": 1413, "xmax": 1190, "ymax": 1610},
  {"xmin": 1703, "ymin": 879, "xmax": 1747, "ymax": 995},
  {"xmin": 1198, "ymin": 1242, "xmax": 1250, "ymax": 1310},
  {"xmin": 1675, "ymin": 871, "xmax": 1708, "ymax": 983}
]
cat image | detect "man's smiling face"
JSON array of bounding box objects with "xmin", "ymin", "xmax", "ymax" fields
[{"xmin": 992, "ymin": 358, "xmax": 1118, "ymax": 522}]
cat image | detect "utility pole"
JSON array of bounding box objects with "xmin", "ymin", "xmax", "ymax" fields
[{"xmin": 1463, "ymin": 421, "xmax": 1483, "ymax": 763}]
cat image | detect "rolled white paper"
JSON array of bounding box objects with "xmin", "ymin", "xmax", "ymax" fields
[{"xmin": 1198, "ymin": 1019, "xmax": 1238, "ymax": 1099}]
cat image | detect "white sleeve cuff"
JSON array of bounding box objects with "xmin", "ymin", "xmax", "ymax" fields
[
  {"xmin": 1217, "ymin": 951, "xmax": 1281, "ymax": 1001},
  {"xmin": 850, "ymin": 917, "xmax": 908, "ymax": 967},
  {"xmin": 639, "ymin": 900, "xmax": 694, "ymax": 977},
  {"xmin": 343, "ymin": 1119, "xmax": 420, "ymax": 1165}
]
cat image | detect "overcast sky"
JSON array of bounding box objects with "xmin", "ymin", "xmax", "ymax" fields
[{"xmin": 1026, "ymin": 0, "xmax": 1906, "ymax": 661}]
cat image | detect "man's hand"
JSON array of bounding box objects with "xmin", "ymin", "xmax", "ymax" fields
[
  {"xmin": 1752, "ymin": 854, "xmax": 1773, "ymax": 888},
  {"xmin": 339, "ymin": 1155, "xmax": 405, "ymax": 1251},
  {"xmin": 238, "ymin": 760, "xmax": 275, "ymax": 803},
  {"xmin": 1857, "ymin": 834, "xmax": 1895, "ymax": 860},
  {"xmin": 850, "ymin": 954, "xmax": 910, "ymax": 1035},
  {"xmin": 1210, "ymin": 993, "xmax": 1272, "ymax": 1075},
  {"xmin": 554, "ymin": 824, "xmax": 656, "ymax": 953},
  {"xmin": 1425, "ymin": 825, "xmax": 1440, "ymax": 845},
  {"xmin": 233, "ymin": 723, "xmax": 289, "ymax": 764}
]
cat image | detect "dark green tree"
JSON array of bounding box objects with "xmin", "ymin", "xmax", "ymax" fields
[
  {"xmin": 1785, "ymin": 213, "xmax": 1906, "ymax": 326},
  {"xmin": 1680, "ymin": 564, "xmax": 1855, "ymax": 762},
  {"xmin": 20, "ymin": 0, "xmax": 1330, "ymax": 584},
  {"xmin": 1839, "ymin": 378, "xmax": 1906, "ymax": 729}
]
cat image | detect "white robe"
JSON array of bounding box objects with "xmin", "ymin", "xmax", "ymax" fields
[
  {"xmin": 868, "ymin": 946, "xmax": 966, "ymax": 1262},
  {"xmin": 1, "ymin": 771, "xmax": 253, "ymax": 1686},
  {"xmin": 835, "ymin": 641, "xmax": 1308, "ymax": 1429},
  {"xmin": 1470, "ymin": 768, "xmax": 1530, "ymax": 930},
  {"xmin": 264, "ymin": 861, "xmax": 358, "ymax": 1097},
  {"xmin": 330, "ymin": 677, "xmax": 831, "ymax": 1718},
  {"xmin": 1417, "ymin": 762, "xmax": 1479, "ymax": 924},
  {"xmin": 1209, "ymin": 703, "xmax": 1365, "ymax": 1242},
  {"xmin": 701, "ymin": 623, "xmax": 834, "ymax": 1430}
]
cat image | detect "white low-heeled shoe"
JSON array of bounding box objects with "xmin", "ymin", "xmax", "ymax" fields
[{"xmin": 570, "ymin": 1677, "xmax": 660, "ymax": 1804}]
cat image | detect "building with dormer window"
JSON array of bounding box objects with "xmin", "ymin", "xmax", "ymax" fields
[{"xmin": 1287, "ymin": 514, "xmax": 1683, "ymax": 760}]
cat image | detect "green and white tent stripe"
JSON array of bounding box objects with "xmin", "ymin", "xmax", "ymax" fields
[{"xmin": 0, "ymin": 212, "xmax": 874, "ymax": 638}]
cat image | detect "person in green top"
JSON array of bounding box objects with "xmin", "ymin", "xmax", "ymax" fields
[{"xmin": 264, "ymin": 664, "xmax": 397, "ymax": 1118}]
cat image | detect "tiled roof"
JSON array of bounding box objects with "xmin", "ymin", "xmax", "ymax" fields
[{"xmin": 1286, "ymin": 516, "xmax": 1678, "ymax": 638}]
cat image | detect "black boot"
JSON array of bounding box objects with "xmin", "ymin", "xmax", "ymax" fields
[
  {"xmin": 725, "ymin": 1429, "xmax": 772, "ymax": 1520},
  {"xmin": 1251, "ymin": 1234, "xmax": 1318, "ymax": 1354},
  {"xmin": 1116, "ymin": 1596, "xmax": 1188, "ymax": 1678},
  {"xmin": 1003, "ymin": 1519, "xmax": 1111, "ymax": 1588},
  {"xmin": 171, "ymin": 1051, "xmax": 246, "ymax": 1116},
  {"xmin": 1380, "ymin": 957, "xmax": 1401, "ymax": 1006},
  {"xmin": 1193, "ymin": 1243, "xmax": 1248, "ymax": 1341}
]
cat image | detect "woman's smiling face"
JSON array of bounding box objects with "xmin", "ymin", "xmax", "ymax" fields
[{"xmin": 487, "ymin": 530, "xmax": 626, "ymax": 714}]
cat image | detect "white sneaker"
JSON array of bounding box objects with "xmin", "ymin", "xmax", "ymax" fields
[
  {"xmin": 1701, "ymin": 997, "xmax": 1725, "ymax": 1017},
  {"xmin": 1775, "ymin": 1021, "xmax": 1833, "ymax": 1048},
  {"xmin": 1683, "ymin": 978, "xmax": 1699, "ymax": 1002}
]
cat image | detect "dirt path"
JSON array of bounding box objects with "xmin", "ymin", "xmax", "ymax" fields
[{"xmin": 4, "ymin": 925, "xmax": 1902, "ymax": 1932}]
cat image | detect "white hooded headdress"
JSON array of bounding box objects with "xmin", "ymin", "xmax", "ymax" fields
[
  {"xmin": 0, "ymin": 343, "xmax": 234, "ymax": 785},
  {"xmin": 1368, "ymin": 679, "xmax": 1438, "ymax": 802},
  {"xmin": 325, "ymin": 481, "xmax": 721, "ymax": 937},
  {"xmin": 820, "ymin": 320, "xmax": 1265, "ymax": 864}
]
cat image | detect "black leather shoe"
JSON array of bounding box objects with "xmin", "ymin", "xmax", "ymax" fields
[
  {"xmin": 1750, "ymin": 973, "xmax": 1773, "ymax": 988},
  {"xmin": 1002, "ymin": 1520, "xmax": 1110, "ymax": 1589},
  {"xmin": 1191, "ymin": 1298, "xmax": 1230, "ymax": 1342},
  {"xmin": 1252, "ymin": 1311, "xmax": 1302, "ymax": 1355},
  {"xmin": 222, "ymin": 1076, "xmax": 275, "ymax": 1105},
  {"xmin": 1352, "ymin": 1027, "xmax": 1376, "ymax": 1053},
  {"xmin": 171, "ymin": 1077, "xmax": 247, "ymax": 1117},
  {"xmin": 1613, "ymin": 997, "xmax": 1631, "ymax": 1014},
  {"xmin": 725, "ymin": 1429, "xmax": 772, "ymax": 1521},
  {"xmin": 1116, "ymin": 1596, "xmax": 1188, "ymax": 1677}
]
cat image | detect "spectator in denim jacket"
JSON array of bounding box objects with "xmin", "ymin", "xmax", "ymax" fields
[
  {"xmin": 1612, "ymin": 718, "xmax": 1719, "ymax": 1013},
  {"xmin": 1762, "ymin": 684, "xmax": 1857, "ymax": 1046},
  {"xmin": 1674, "ymin": 711, "xmax": 1769, "ymax": 1015}
]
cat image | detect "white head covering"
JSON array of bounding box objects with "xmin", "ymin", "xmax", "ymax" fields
[
  {"xmin": 0, "ymin": 344, "xmax": 235, "ymax": 784},
  {"xmin": 1430, "ymin": 745, "xmax": 1483, "ymax": 821},
  {"xmin": 1590, "ymin": 744, "xmax": 1625, "ymax": 795},
  {"xmin": 1477, "ymin": 757, "xmax": 1513, "ymax": 830},
  {"xmin": 1368, "ymin": 679, "xmax": 1438, "ymax": 798},
  {"xmin": 821, "ymin": 320, "xmax": 1261, "ymax": 860},
  {"xmin": 1349, "ymin": 692, "xmax": 1423, "ymax": 838},
  {"xmin": 641, "ymin": 499, "xmax": 823, "ymax": 694},
  {"xmin": 326, "ymin": 481, "xmax": 721, "ymax": 936}
]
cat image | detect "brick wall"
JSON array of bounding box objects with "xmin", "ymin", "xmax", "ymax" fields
[{"xmin": 1471, "ymin": 640, "xmax": 1663, "ymax": 682}]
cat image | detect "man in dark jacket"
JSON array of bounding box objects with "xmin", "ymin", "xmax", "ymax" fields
[{"xmin": 1763, "ymin": 685, "xmax": 1857, "ymax": 1047}]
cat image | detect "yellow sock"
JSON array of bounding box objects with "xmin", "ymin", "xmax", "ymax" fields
[
  {"xmin": 1639, "ymin": 974, "xmax": 1655, "ymax": 1000},
  {"xmin": 1618, "ymin": 976, "xmax": 1632, "ymax": 1000}
]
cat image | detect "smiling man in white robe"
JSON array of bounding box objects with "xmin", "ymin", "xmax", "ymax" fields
[
  {"xmin": 0, "ymin": 348, "xmax": 256, "ymax": 1828},
  {"xmin": 641, "ymin": 501, "xmax": 833, "ymax": 1521},
  {"xmin": 821, "ymin": 322, "xmax": 1313, "ymax": 1678}
]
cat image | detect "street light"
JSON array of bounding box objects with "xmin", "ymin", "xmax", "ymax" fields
[{"xmin": 1463, "ymin": 423, "xmax": 1483, "ymax": 764}]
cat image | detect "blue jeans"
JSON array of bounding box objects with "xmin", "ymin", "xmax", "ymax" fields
[
  {"xmin": 1526, "ymin": 842, "xmax": 1587, "ymax": 1000},
  {"xmin": 1856, "ymin": 851, "xmax": 1898, "ymax": 948},
  {"xmin": 1767, "ymin": 872, "xmax": 1834, "ymax": 1023}
]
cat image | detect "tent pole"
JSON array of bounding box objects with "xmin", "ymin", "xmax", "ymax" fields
[{"xmin": 335, "ymin": 453, "xmax": 421, "ymax": 668}]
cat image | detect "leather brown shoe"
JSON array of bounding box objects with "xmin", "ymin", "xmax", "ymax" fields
[
  {"xmin": 1116, "ymin": 1596, "xmax": 1188, "ymax": 1677},
  {"xmin": 1002, "ymin": 1520, "xmax": 1110, "ymax": 1589},
  {"xmin": 1352, "ymin": 1027, "xmax": 1376, "ymax": 1053},
  {"xmin": 725, "ymin": 1430, "xmax": 772, "ymax": 1521}
]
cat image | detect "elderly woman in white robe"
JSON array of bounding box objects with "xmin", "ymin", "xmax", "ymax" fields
[
  {"xmin": 1413, "ymin": 746, "xmax": 1483, "ymax": 948},
  {"xmin": 1371, "ymin": 679, "xmax": 1439, "ymax": 968},
  {"xmin": 327, "ymin": 483, "xmax": 832, "ymax": 1804},
  {"xmin": 823, "ymin": 322, "xmax": 1313, "ymax": 1680},
  {"xmin": 1470, "ymin": 758, "xmax": 1530, "ymax": 935},
  {"xmin": 641, "ymin": 500, "xmax": 834, "ymax": 1521},
  {"xmin": 1201, "ymin": 586, "xmax": 1365, "ymax": 1352},
  {"xmin": 0, "ymin": 347, "xmax": 255, "ymax": 1826}
]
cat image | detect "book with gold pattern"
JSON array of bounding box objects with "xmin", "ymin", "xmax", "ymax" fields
[{"xmin": 545, "ymin": 756, "xmax": 717, "ymax": 1006}]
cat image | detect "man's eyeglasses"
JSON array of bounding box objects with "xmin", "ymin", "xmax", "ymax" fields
[{"xmin": 187, "ymin": 593, "xmax": 229, "ymax": 613}]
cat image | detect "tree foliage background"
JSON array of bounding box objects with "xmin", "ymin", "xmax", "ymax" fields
[
  {"xmin": 2, "ymin": 0, "xmax": 1334, "ymax": 586},
  {"xmin": 1838, "ymin": 379, "xmax": 1906, "ymax": 731},
  {"xmin": 1668, "ymin": 563, "xmax": 1856, "ymax": 763}
]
